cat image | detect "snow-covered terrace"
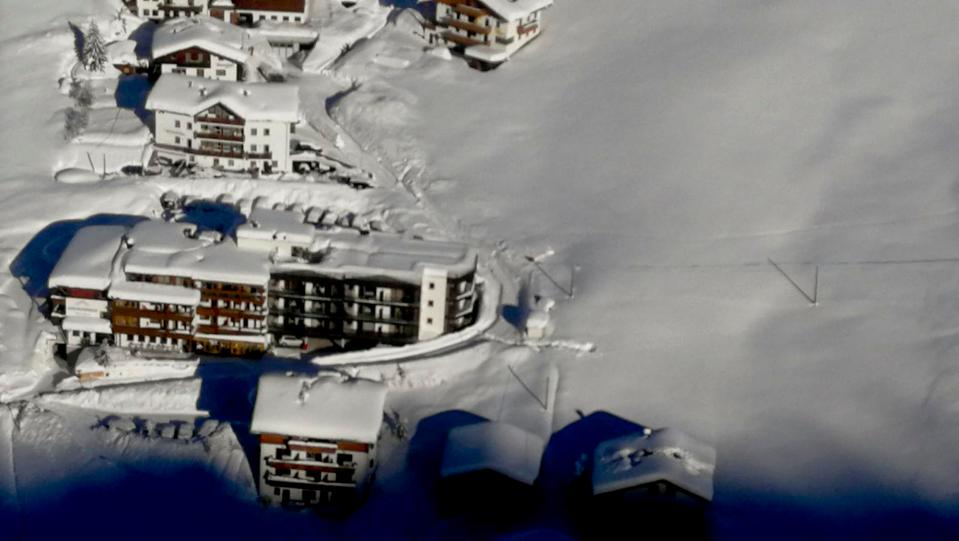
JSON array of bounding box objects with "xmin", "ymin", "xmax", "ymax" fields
[
  {"xmin": 145, "ymin": 74, "xmax": 299, "ymax": 122},
  {"xmin": 250, "ymin": 374, "xmax": 388, "ymax": 443},
  {"xmin": 481, "ymin": 0, "xmax": 553, "ymax": 21},
  {"xmin": 48, "ymin": 225, "xmax": 129, "ymax": 291},
  {"xmin": 592, "ymin": 427, "xmax": 717, "ymax": 502}
]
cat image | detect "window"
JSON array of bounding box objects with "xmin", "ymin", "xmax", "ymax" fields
[
  {"xmin": 228, "ymin": 159, "xmax": 234, "ymax": 166},
  {"xmin": 428, "ymin": 300, "xmax": 434, "ymax": 307},
  {"xmin": 283, "ymin": 16, "xmax": 289, "ymax": 21},
  {"xmin": 251, "ymin": 144, "xmax": 257, "ymax": 151},
  {"xmin": 216, "ymin": 69, "xmax": 226, "ymax": 76},
  {"xmin": 175, "ymin": 136, "xmax": 181, "ymax": 144},
  {"xmin": 429, "ymin": 282, "xmax": 435, "ymax": 290},
  {"xmin": 271, "ymin": 160, "xmax": 278, "ymax": 168},
  {"xmin": 427, "ymin": 318, "xmax": 433, "ymax": 325},
  {"xmin": 264, "ymin": 128, "xmax": 270, "ymax": 136},
  {"xmin": 174, "ymin": 120, "xmax": 181, "ymax": 128},
  {"xmin": 264, "ymin": 144, "xmax": 270, "ymax": 153},
  {"xmin": 187, "ymin": 122, "xmax": 192, "ymax": 130},
  {"xmin": 197, "ymin": 69, "xmax": 204, "ymax": 77}
]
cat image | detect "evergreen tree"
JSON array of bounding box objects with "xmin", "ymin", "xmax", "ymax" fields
[{"xmin": 83, "ymin": 20, "xmax": 107, "ymax": 72}]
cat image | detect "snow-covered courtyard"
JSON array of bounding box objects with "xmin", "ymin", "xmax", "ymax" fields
[{"xmin": 1, "ymin": 0, "xmax": 958, "ymax": 539}]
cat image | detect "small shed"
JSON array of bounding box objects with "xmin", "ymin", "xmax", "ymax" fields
[
  {"xmin": 591, "ymin": 427, "xmax": 716, "ymax": 504},
  {"xmin": 438, "ymin": 421, "xmax": 546, "ymax": 513}
]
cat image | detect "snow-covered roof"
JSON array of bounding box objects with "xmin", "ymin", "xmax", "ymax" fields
[
  {"xmin": 108, "ymin": 280, "xmax": 201, "ymax": 306},
  {"xmin": 146, "ymin": 74, "xmax": 299, "ymax": 123},
  {"xmin": 62, "ymin": 316, "xmax": 112, "ymax": 334},
  {"xmin": 48, "ymin": 225, "xmax": 129, "ymax": 291},
  {"xmin": 480, "ymin": 0, "xmax": 553, "ymax": 21},
  {"xmin": 237, "ymin": 207, "xmax": 314, "ymax": 245},
  {"xmin": 440, "ymin": 421, "xmax": 545, "ymax": 485},
  {"xmin": 124, "ymin": 241, "xmax": 270, "ymax": 286},
  {"xmin": 250, "ymin": 374, "xmax": 388, "ymax": 443},
  {"xmin": 153, "ymin": 16, "xmax": 256, "ymax": 65},
  {"xmin": 251, "ymin": 21, "xmax": 319, "ymax": 43},
  {"xmin": 591, "ymin": 427, "xmax": 716, "ymax": 501},
  {"xmin": 126, "ymin": 220, "xmax": 201, "ymax": 254},
  {"xmin": 106, "ymin": 39, "xmax": 143, "ymax": 66},
  {"xmin": 234, "ymin": 0, "xmax": 306, "ymax": 13},
  {"xmin": 275, "ymin": 229, "xmax": 478, "ymax": 283}
]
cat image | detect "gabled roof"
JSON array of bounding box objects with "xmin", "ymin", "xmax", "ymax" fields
[
  {"xmin": 152, "ymin": 16, "xmax": 255, "ymax": 64},
  {"xmin": 591, "ymin": 427, "xmax": 716, "ymax": 501},
  {"xmin": 146, "ymin": 74, "xmax": 299, "ymax": 122},
  {"xmin": 440, "ymin": 421, "xmax": 546, "ymax": 485},
  {"xmin": 250, "ymin": 374, "xmax": 388, "ymax": 443},
  {"xmin": 480, "ymin": 0, "xmax": 552, "ymax": 21}
]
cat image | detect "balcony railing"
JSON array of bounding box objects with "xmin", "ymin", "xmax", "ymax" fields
[
  {"xmin": 441, "ymin": 17, "xmax": 491, "ymax": 35},
  {"xmin": 196, "ymin": 131, "xmax": 244, "ymax": 142}
]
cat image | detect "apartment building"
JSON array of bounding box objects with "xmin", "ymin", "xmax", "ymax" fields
[
  {"xmin": 250, "ymin": 373, "xmax": 388, "ymax": 508},
  {"xmin": 145, "ymin": 74, "xmax": 298, "ymax": 173},
  {"xmin": 46, "ymin": 209, "xmax": 480, "ymax": 357}
]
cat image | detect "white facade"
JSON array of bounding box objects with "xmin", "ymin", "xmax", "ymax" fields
[
  {"xmin": 435, "ymin": 0, "xmax": 551, "ymax": 65},
  {"xmin": 131, "ymin": 0, "xmax": 209, "ymax": 21},
  {"xmin": 147, "ymin": 75, "xmax": 298, "ymax": 173},
  {"xmin": 418, "ymin": 267, "xmax": 448, "ymax": 340},
  {"xmin": 127, "ymin": 0, "xmax": 309, "ymax": 24}
]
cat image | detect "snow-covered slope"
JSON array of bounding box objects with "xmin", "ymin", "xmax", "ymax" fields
[{"xmin": 327, "ymin": 1, "xmax": 959, "ymax": 538}]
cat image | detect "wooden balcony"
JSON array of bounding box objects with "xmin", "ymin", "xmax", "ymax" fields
[
  {"xmin": 197, "ymin": 324, "xmax": 267, "ymax": 336},
  {"xmin": 517, "ymin": 23, "xmax": 539, "ymax": 36},
  {"xmin": 196, "ymin": 116, "xmax": 244, "ymax": 127},
  {"xmin": 452, "ymin": 3, "xmax": 488, "ymax": 18},
  {"xmin": 441, "ymin": 17, "xmax": 491, "ymax": 35},
  {"xmin": 201, "ymin": 289, "xmax": 266, "ymax": 303},
  {"xmin": 197, "ymin": 306, "xmax": 266, "ymax": 319},
  {"xmin": 442, "ymin": 30, "xmax": 484, "ymax": 47},
  {"xmin": 112, "ymin": 325, "xmax": 193, "ymax": 341},
  {"xmin": 196, "ymin": 131, "xmax": 244, "ymax": 142},
  {"xmin": 112, "ymin": 306, "xmax": 194, "ymax": 323}
]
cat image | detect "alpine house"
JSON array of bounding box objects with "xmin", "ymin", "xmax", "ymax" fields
[
  {"xmin": 250, "ymin": 373, "xmax": 388, "ymax": 508},
  {"xmin": 145, "ymin": 73, "xmax": 299, "ymax": 173},
  {"xmin": 433, "ymin": 0, "xmax": 553, "ymax": 69}
]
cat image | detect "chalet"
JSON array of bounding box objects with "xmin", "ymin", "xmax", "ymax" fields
[
  {"xmin": 145, "ymin": 74, "xmax": 298, "ymax": 173},
  {"xmin": 125, "ymin": 0, "xmax": 310, "ymax": 25},
  {"xmin": 45, "ymin": 208, "xmax": 481, "ymax": 358},
  {"xmin": 433, "ymin": 0, "xmax": 553, "ymax": 69},
  {"xmin": 250, "ymin": 373, "xmax": 388, "ymax": 508},
  {"xmin": 591, "ymin": 427, "xmax": 716, "ymax": 506},
  {"xmin": 438, "ymin": 421, "xmax": 545, "ymax": 512},
  {"xmin": 152, "ymin": 16, "xmax": 280, "ymax": 82},
  {"xmin": 47, "ymin": 225, "xmax": 128, "ymax": 353}
]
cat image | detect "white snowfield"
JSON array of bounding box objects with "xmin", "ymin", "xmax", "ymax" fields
[{"xmin": 250, "ymin": 373, "xmax": 388, "ymax": 443}]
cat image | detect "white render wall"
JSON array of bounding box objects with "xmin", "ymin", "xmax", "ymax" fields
[
  {"xmin": 418, "ymin": 267, "xmax": 448, "ymax": 340},
  {"xmin": 240, "ymin": 8, "xmax": 309, "ymax": 25},
  {"xmin": 153, "ymin": 110, "xmax": 294, "ymax": 172},
  {"xmin": 133, "ymin": 0, "xmax": 210, "ymax": 20}
]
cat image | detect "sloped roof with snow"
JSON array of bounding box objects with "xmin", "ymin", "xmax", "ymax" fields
[
  {"xmin": 153, "ymin": 16, "xmax": 256, "ymax": 64},
  {"xmin": 250, "ymin": 374, "xmax": 388, "ymax": 443},
  {"xmin": 440, "ymin": 421, "xmax": 545, "ymax": 485},
  {"xmin": 480, "ymin": 0, "xmax": 553, "ymax": 21},
  {"xmin": 146, "ymin": 74, "xmax": 299, "ymax": 122},
  {"xmin": 591, "ymin": 427, "xmax": 716, "ymax": 501},
  {"xmin": 48, "ymin": 225, "xmax": 129, "ymax": 291}
]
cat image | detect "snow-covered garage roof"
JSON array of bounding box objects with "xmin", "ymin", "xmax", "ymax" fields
[
  {"xmin": 48, "ymin": 225, "xmax": 129, "ymax": 291},
  {"xmin": 62, "ymin": 316, "xmax": 113, "ymax": 334},
  {"xmin": 480, "ymin": 0, "xmax": 553, "ymax": 21},
  {"xmin": 250, "ymin": 374, "xmax": 388, "ymax": 443},
  {"xmin": 440, "ymin": 421, "xmax": 546, "ymax": 485},
  {"xmin": 591, "ymin": 427, "xmax": 716, "ymax": 501},
  {"xmin": 152, "ymin": 16, "xmax": 255, "ymax": 65},
  {"xmin": 146, "ymin": 74, "xmax": 299, "ymax": 122}
]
